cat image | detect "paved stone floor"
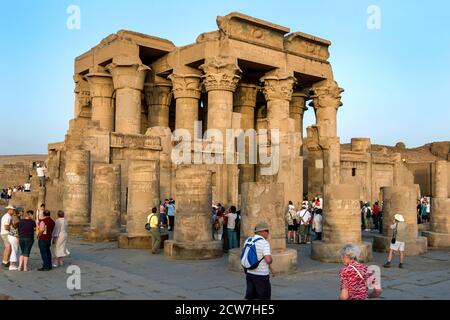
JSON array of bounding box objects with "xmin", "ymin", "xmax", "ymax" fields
[{"xmin": 1, "ymin": 232, "xmax": 449, "ymax": 300}]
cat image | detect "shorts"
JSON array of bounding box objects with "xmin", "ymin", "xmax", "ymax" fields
[
  {"xmin": 287, "ymin": 225, "xmax": 297, "ymax": 231},
  {"xmin": 19, "ymin": 238, "xmax": 34, "ymax": 257},
  {"xmin": 390, "ymin": 241, "xmax": 405, "ymax": 252},
  {"xmin": 1, "ymin": 234, "xmax": 10, "ymax": 246}
]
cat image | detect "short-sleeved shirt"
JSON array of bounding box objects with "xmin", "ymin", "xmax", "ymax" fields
[
  {"xmin": 36, "ymin": 167, "xmax": 45, "ymax": 177},
  {"xmin": 247, "ymin": 235, "xmax": 271, "ymax": 276},
  {"xmin": 339, "ymin": 260, "xmax": 369, "ymax": 300},
  {"xmin": 1, "ymin": 213, "xmax": 12, "ymax": 235},
  {"xmin": 225, "ymin": 213, "xmax": 237, "ymax": 229},
  {"xmin": 167, "ymin": 204, "xmax": 175, "ymax": 216},
  {"xmin": 313, "ymin": 214, "xmax": 323, "ymax": 232},
  {"xmin": 298, "ymin": 209, "xmax": 311, "ymax": 225},
  {"xmin": 147, "ymin": 214, "xmax": 159, "ymax": 229},
  {"xmin": 19, "ymin": 219, "xmax": 36, "ymax": 239}
]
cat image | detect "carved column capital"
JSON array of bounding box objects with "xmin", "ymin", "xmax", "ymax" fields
[
  {"xmin": 309, "ymin": 79, "xmax": 344, "ymax": 110},
  {"xmin": 290, "ymin": 90, "xmax": 309, "ymax": 114},
  {"xmin": 85, "ymin": 67, "xmax": 114, "ymax": 98},
  {"xmin": 234, "ymin": 83, "xmax": 259, "ymax": 107},
  {"xmin": 260, "ymin": 72, "xmax": 297, "ymax": 102},
  {"xmin": 144, "ymin": 82, "xmax": 172, "ymax": 107},
  {"xmin": 73, "ymin": 74, "xmax": 91, "ymax": 108},
  {"xmin": 168, "ymin": 73, "xmax": 202, "ymax": 99},
  {"xmin": 106, "ymin": 61, "xmax": 150, "ymax": 91},
  {"xmin": 199, "ymin": 56, "xmax": 242, "ymax": 92}
]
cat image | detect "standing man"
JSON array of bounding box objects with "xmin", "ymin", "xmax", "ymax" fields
[
  {"xmin": 244, "ymin": 222, "xmax": 273, "ymax": 300},
  {"xmin": 312, "ymin": 209, "xmax": 323, "ymax": 241},
  {"xmin": 297, "ymin": 205, "xmax": 311, "ymax": 244},
  {"xmin": 147, "ymin": 207, "xmax": 161, "ymax": 254},
  {"xmin": 372, "ymin": 202, "xmax": 381, "ymax": 230},
  {"xmin": 383, "ymin": 214, "xmax": 408, "ymax": 269},
  {"xmin": 1, "ymin": 205, "xmax": 15, "ymax": 267},
  {"xmin": 36, "ymin": 164, "xmax": 46, "ymax": 187},
  {"xmin": 37, "ymin": 210, "xmax": 55, "ymax": 271}
]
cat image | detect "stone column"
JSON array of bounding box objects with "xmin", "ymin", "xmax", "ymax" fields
[
  {"xmin": 310, "ymin": 79, "xmax": 343, "ymax": 186},
  {"xmin": 168, "ymin": 73, "xmax": 202, "ymax": 139},
  {"xmin": 290, "ymin": 91, "xmax": 309, "ymax": 138},
  {"xmin": 228, "ymin": 182, "xmax": 298, "ymax": 273},
  {"xmin": 261, "ymin": 70, "xmax": 302, "ymax": 207},
  {"xmin": 118, "ymin": 160, "xmax": 160, "ymax": 249},
  {"xmin": 63, "ymin": 149, "xmax": 90, "ymax": 234},
  {"xmin": 423, "ymin": 160, "xmax": 450, "ymax": 247},
  {"xmin": 144, "ymin": 80, "xmax": 172, "ymax": 128},
  {"xmin": 308, "ymin": 79, "xmax": 373, "ymax": 262},
  {"xmin": 164, "ymin": 166, "xmax": 222, "ymax": 259},
  {"xmin": 201, "ymin": 56, "xmax": 241, "ymax": 136},
  {"xmin": 106, "ymin": 56, "xmax": 150, "ymax": 134},
  {"xmin": 234, "ymin": 83, "xmax": 258, "ymax": 184},
  {"xmin": 311, "ymin": 184, "xmax": 372, "ymax": 262},
  {"xmin": 200, "ymin": 56, "xmax": 242, "ymax": 206},
  {"xmin": 73, "ymin": 74, "xmax": 91, "ymax": 119},
  {"xmin": 85, "ymin": 67, "xmax": 115, "ymax": 131},
  {"xmin": 84, "ymin": 164, "xmax": 121, "ymax": 241},
  {"xmin": 373, "ymin": 185, "xmax": 428, "ymax": 255}
]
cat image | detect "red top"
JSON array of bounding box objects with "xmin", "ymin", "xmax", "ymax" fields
[
  {"xmin": 339, "ymin": 260, "xmax": 369, "ymax": 300},
  {"xmin": 372, "ymin": 204, "xmax": 381, "ymax": 216},
  {"xmin": 38, "ymin": 217, "xmax": 55, "ymax": 241}
]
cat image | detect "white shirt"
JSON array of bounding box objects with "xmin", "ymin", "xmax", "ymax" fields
[
  {"xmin": 36, "ymin": 167, "xmax": 45, "ymax": 177},
  {"xmin": 313, "ymin": 214, "xmax": 323, "ymax": 232},
  {"xmin": 226, "ymin": 213, "xmax": 237, "ymax": 229},
  {"xmin": 24, "ymin": 183, "xmax": 31, "ymax": 191},
  {"xmin": 297, "ymin": 209, "xmax": 311, "ymax": 225},
  {"xmin": 287, "ymin": 204, "xmax": 295, "ymax": 215},
  {"xmin": 1, "ymin": 213, "xmax": 12, "ymax": 235},
  {"xmin": 247, "ymin": 235, "xmax": 271, "ymax": 276}
]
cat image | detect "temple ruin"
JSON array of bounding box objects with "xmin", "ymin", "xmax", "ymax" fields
[{"xmin": 3, "ymin": 12, "xmax": 450, "ymax": 272}]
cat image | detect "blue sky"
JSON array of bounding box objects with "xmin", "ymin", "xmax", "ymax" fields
[{"xmin": 0, "ymin": 0, "xmax": 449, "ymax": 154}]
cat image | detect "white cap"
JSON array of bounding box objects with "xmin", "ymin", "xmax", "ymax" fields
[{"xmin": 394, "ymin": 214, "xmax": 405, "ymax": 222}]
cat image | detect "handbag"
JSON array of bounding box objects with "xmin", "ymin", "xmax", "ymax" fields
[{"xmin": 350, "ymin": 265, "xmax": 383, "ymax": 299}]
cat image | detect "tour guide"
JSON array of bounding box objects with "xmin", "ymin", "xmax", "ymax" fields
[{"xmin": 245, "ymin": 222, "xmax": 274, "ymax": 300}]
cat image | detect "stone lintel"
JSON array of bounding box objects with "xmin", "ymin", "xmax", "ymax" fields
[
  {"xmin": 110, "ymin": 133, "xmax": 162, "ymax": 150},
  {"xmin": 217, "ymin": 12, "xmax": 290, "ymax": 51},
  {"xmin": 284, "ymin": 31, "xmax": 331, "ymax": 62}
]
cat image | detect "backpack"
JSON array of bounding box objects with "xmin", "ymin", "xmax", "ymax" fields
[
  {"xmin": 234, "ymin": 214, "xmax": 241, "ymax": 231},
  {"xmin": 240, "ymin": 236, "xmax": 264, "ymax": 271},
  {"xmin": 213, "ymin": 218, "xmax": 221, "ymax": 231}
]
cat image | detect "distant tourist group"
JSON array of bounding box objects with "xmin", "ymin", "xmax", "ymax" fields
[{"xmin": 1, "ymin": 203, "xmax": 69, "ymax": 272}]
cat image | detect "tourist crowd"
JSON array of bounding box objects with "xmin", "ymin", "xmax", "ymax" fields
[
  {"xmin": 0, "ymin": 183, "xmax": 31, "ymax": 199},
  {"xmin": 1, "ymin": 203, "xmax": 69, "ymax": 271},
  {"xmin": 284, "ymin": 197, "xmax": 323, "ymax": 244}
]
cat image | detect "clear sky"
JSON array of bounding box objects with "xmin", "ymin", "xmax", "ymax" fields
[{"xmin": 0, "ymin": 0, "xmax": 449, "ymax": 154}]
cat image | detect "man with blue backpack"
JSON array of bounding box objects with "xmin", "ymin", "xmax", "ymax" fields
[{"xmin": 240, "ymin": 222, "xmax": 273, "ymax": 300}]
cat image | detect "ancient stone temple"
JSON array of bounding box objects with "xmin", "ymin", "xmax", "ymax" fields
[{"xmin": 10, "ymin": 12, "xmax": 446, "ymax": 270}]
